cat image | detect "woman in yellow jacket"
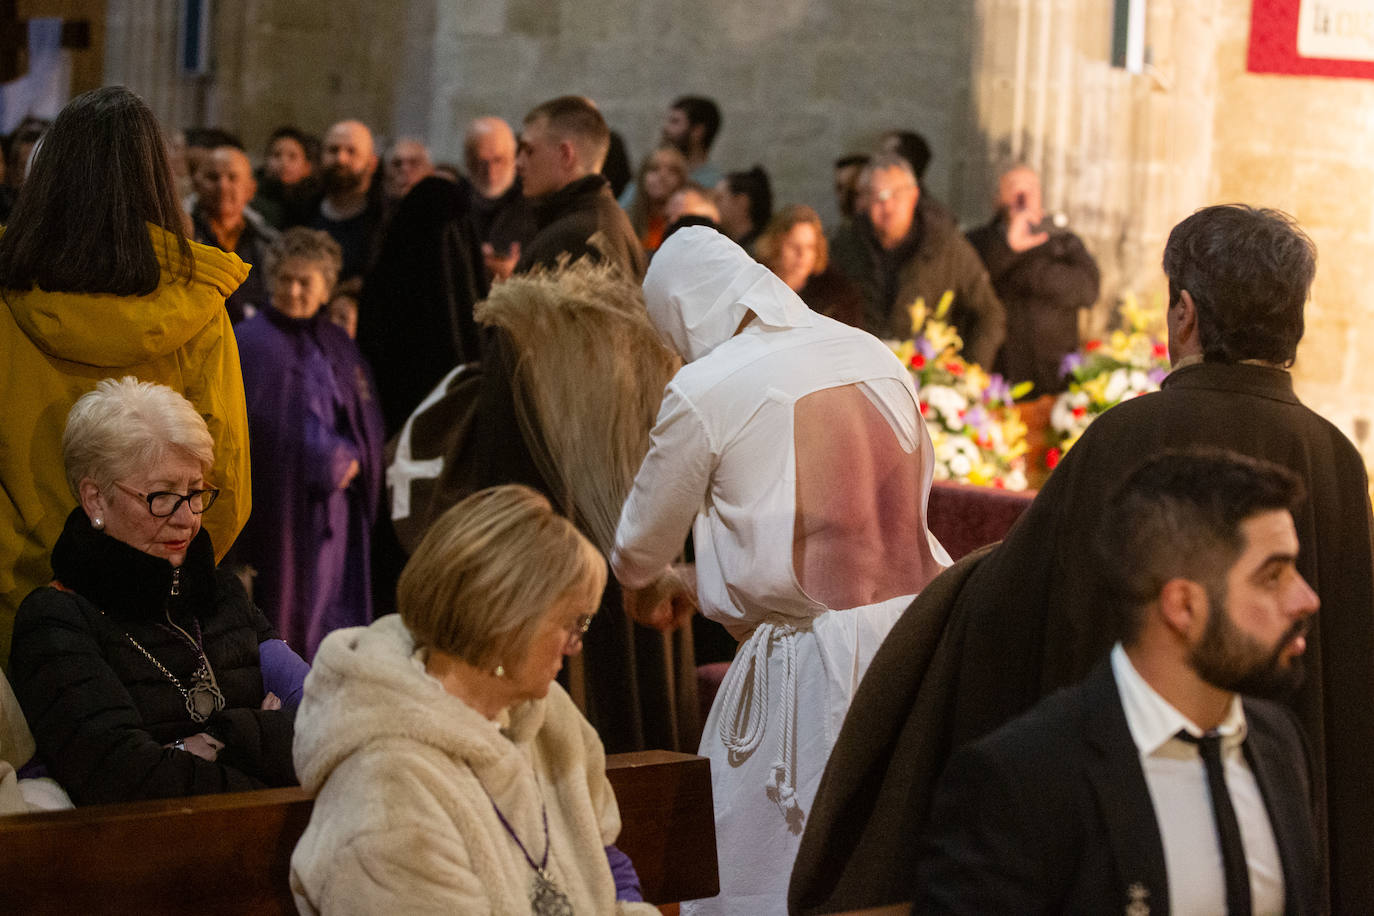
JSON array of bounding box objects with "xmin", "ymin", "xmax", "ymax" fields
[{"xmin": 0, "ymin": 86, "xmax": 251, "ymax": 668}]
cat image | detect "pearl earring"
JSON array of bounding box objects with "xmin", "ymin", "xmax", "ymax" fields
[
  {"xmin": 493, "ymin": 664, "xmax": 506, "ymax": 678},
  {"xmin": 92, "ymin": 516, "xmax": 104, "ymax": 530}
]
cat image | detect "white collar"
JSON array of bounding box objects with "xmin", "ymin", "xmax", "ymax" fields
[{"xmin": 1111, "ymin": 643, "xmax": 1247, "ymax": 758}]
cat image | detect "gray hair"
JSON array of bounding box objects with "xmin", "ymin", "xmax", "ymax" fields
[
  {"xmin": 267, "ymin": 226, "xmax": 343, "ymax": 295},
  {"xmin": 62, "ymin": 376, "xmax": 214, "ymax": 498},
  {"xmin": 863, "ymin": 152, "xmax": 917, "ymax": 185}
]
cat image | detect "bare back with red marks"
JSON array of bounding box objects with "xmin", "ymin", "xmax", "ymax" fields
[{"xmin": 792, "ymin": 383, "xmax": 942, "ymax": 609}]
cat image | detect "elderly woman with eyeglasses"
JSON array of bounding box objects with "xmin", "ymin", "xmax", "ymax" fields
[
  {"xmin": 8, "ymin": 377, "xmax": 302, "ymax": 804},
  {"xmin": 290, "ymin": 484, "xmax": 657, "ymax": 915}
]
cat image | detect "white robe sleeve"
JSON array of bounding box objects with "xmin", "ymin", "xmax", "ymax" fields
[{"xmin": 612, "ymin": 383, "xmax": 713, "ymax": 589}]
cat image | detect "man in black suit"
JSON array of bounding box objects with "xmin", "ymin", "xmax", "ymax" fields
[{"xmin": 918, "ymin": 449, "xmax": 1322, "ymax": 914}]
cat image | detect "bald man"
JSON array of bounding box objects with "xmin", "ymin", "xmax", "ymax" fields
[
  {"xmin": 191, "ymin": 144, "xmax": 279, "ymax": 322},
  {"xmin": 310, "ymin": 119, "xmax": 383, "ymax": 281},
  {"xmin": 463, "ymin": 116, "xmax": 535, "ymax": 282}
]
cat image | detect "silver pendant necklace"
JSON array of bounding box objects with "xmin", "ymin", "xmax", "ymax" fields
[
  {"xmin": 476, "ymin": 777, "xmax": 573, "ymax": 915},
  {"xmin": 99, "ymin": 568, "xmax": 225, "ymax": 724}
]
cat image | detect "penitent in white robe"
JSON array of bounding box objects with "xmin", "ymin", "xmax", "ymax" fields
[{"xmin": 613, "ymin": 227, "xmax": 949, "ymax": 916}]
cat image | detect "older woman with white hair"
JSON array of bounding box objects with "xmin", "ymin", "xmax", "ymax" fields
[
  {"xmin": 8, "ymin": 377, "xmax": 301, "ymax": 804},
  {"xmin": 290, "ymin": 484, "xmax": 657, "ymax": 915}
]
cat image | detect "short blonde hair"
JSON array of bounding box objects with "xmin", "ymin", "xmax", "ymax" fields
[
  {"xmin": 397, "ymin": 485, "xmax": 607, "ymax": 667},
  {"xmin": 62, "ymin": 376, "xmax": 214, "ymax": 498}
]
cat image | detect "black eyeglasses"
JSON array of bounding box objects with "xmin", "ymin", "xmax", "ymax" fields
[{"xmin": 114, "ymin": 481, "xmax": 220, "ymax": 518}]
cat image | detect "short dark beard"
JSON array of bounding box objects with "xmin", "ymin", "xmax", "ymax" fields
[
  {"xmin": 321, "ymin": 162, "xmax": 366, "ymax": 196},
  {"xmin": 1189, "ymin": 580, "xmax": 1308, "ymax": 699}
]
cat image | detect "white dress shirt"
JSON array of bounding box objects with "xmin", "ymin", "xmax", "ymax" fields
[{"xmin": 1111, "ymin": 644, "xmax": 1285, "ymax": 915}]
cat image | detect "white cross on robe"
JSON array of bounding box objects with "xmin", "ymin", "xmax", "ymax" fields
[{"xmin": 386, "ymin": 364, "xmax": 469, "ymax": 521}]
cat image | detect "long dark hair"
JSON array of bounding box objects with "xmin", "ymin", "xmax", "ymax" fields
[
  {"xmin": 0, "ymin": 86, "xmax": 193, "ymax": 295},
  {"xmin": 726, "ymin": 165, "xmax": 773, "ymax": 234}
]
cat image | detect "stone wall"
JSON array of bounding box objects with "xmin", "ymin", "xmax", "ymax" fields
[
  {"xmin": 106, "ymin": 1, "xmax": 984, "ymax": 228},
  {"xmin": 422, "ymin": 0, "xmax": 982, "ymax": 229},
  {"xmin": 1207, "ymin": 0, "xmax": 1374, "ymax": 441}
]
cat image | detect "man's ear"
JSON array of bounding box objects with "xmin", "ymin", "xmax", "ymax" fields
[
  {"xmin": 557, "ymin": 138, "xmax": 578, "ymax": 173},
  {"xmin": 1158, "ymin": 577, "xmax": 1207, "ymax": 638},
  {"xmin": 1173, "ymin": 289, "xmax": 1199, "ymax": 349}
]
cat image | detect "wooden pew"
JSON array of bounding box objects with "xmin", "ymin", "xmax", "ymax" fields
[{"xmin": 0, "ymin": 750, "xmax": 717, "ymax": 914}]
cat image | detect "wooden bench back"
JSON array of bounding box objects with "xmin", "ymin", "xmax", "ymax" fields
[{"xmin": 0, "ymin": 749, "xmax": 717, "ymax": 914}]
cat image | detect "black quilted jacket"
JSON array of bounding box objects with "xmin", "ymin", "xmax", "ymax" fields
[{"xmin": 10, "ymin": 508, "xmax": 297, "ymax": 804}]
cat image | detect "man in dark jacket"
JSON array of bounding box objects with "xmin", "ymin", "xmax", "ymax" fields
[
  {"xmin": 791, "ymin": 204, "xmax": 1374, "ymax": 915},
  {"xmin": 966, "ymin": 164, "xmax": 1100, "ymax": 395},
  {"xmin": 512, "ymin": 95, "xmax": 646, "ymax": 282},
  {"xmin": 829, "ymin": 153, "xmax": 1004, "ymax": 367},
  {"xmin": 190, "ymin": 144, "xmax": 278, "ymax": 323},
  {"xmin": 463, "ymin": 116, "xmax": 537, "ymax": 283}
]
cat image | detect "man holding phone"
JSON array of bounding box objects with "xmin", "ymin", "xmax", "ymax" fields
[{"xmin": 967, "ymin": 163, "xmax": 1101, "ymax": 396}]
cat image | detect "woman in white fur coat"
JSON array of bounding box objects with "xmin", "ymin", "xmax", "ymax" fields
[{"xmin": 290, "ymin": 485, "xmax": 659, "ymax": 915}]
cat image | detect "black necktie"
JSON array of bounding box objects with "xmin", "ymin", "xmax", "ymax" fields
[{"xmin": 1178, "ymin": 730, "xmax": 1252, "ymax": 916}]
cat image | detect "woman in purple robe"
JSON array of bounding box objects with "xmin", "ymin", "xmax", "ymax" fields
[{"xmin": 232, "ymin": 228, "xmax": 385, "ymax": 659}]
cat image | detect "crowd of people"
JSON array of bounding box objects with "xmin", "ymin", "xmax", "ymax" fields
[{"xmin": 0, "ymin": 82, "xmax": 1369, "ymax": 916}]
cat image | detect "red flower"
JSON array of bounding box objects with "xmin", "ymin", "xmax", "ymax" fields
[
  {"xmin": 919, "ymin": 402, "xmax": 929, "ymax": 416},
  {"xmin": 1085, "ymin": 339, "xmax": 1102, "ymax": 352},
  {"xmin": 993, "ymin": 478, "xmax": 1006, "ymax": 489},
  {"xmin": 1152, "ymin": 342, "xmax": 1168, "ymax": 358},
  {"xmin": 1046, "ymin": 447, "xmax": 1062, "ymax": 469},
  {"xmin": 945, "ymin": 361, "xmax": 964, "ymax": 376},
  {"xmin": 910, "ymin": 353, "xmax": 926, "ymax": 369},
  {"xmin": 1071, "ymin": 406, "xmax": 1086, "ymax": 419}
]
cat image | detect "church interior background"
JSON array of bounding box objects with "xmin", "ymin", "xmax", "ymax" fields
[{"xmin": 15, "ymin": 0, "xmax": 1374, "ymax": 467}]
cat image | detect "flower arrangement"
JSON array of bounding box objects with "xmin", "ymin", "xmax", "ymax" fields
[
  {"xmin": 1047, "ymin": 292, "xmax": 1171, "ymax": 468},
  {"xmin": 890, "ymin": 292, "xmax": 1030, "ymax": 490}
]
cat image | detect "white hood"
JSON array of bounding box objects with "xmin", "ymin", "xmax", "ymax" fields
[{"xmin": 642, "ymin": 225, "xmax": 813, "ymax": 362}]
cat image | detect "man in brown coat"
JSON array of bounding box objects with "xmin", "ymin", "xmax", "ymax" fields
[{"xmin": 828, "ymin": 153, "xmax": 1005, "ymax": 367}]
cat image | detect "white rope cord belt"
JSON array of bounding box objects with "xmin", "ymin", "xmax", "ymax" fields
[{"xmin": 717, "ymin": 620, "xmax": 804, "ymax": 830}]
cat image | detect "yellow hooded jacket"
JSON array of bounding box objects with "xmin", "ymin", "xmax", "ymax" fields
[{"xmin": 0, "ymin": 225, "xmax": 251, "ymax": 668}]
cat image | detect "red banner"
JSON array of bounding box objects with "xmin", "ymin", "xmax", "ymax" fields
[{"xmin": 1249, "ymin": 0, "xmax": 1374, "ymax": 79}]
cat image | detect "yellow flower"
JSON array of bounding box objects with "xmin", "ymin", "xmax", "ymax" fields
[
  {"xmin": 907, "ymin": 298, "xmax": 928, "ymax": 334},
  {"xmin": 964, "ymin": 363, "xmax": 990, "ymax": 392},
  {"xmin": 934, "ymin": 289, "xmax": 955, "ymax": 321},
  {"xmin": 1081, "ymin": 374, "xmax": 1110, "ymax": 405},
  {"xmin": 967, "ymin": 463, "xmax": 994, "ymax": 486}
]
